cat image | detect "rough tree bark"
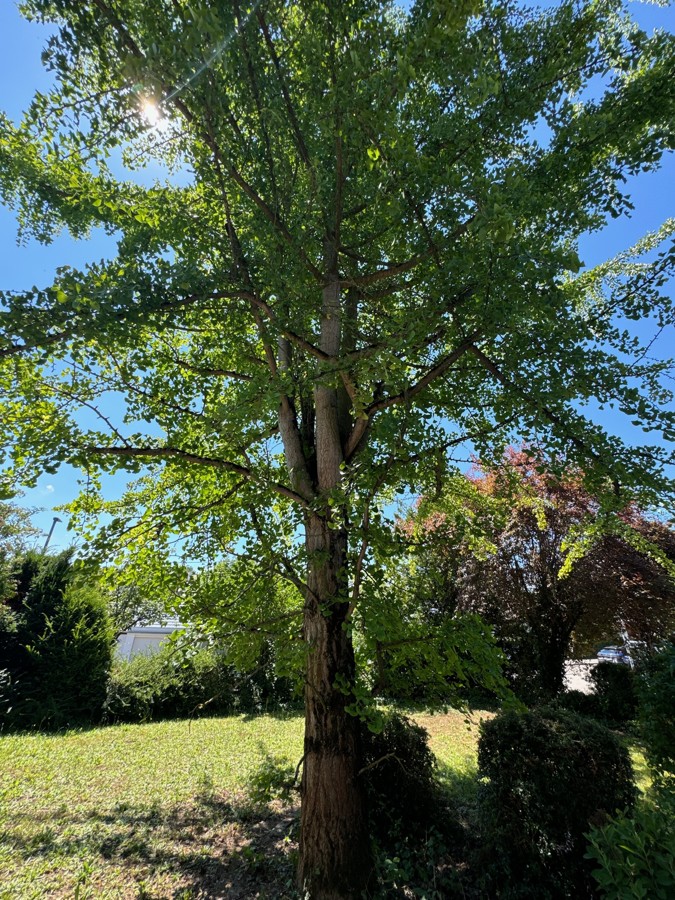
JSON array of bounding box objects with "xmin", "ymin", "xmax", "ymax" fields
[
  {"xmin": 289, "ymin": 262, "xmax": 373, "ymax": 896},
  {"xmin": 297, "ymin": 518, "xmax": 371, "ymax": 897}
]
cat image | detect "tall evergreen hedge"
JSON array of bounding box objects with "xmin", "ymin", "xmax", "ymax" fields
[{"xmin": 0, "ymin": 550, "xmax": 113, "ymax": 730}]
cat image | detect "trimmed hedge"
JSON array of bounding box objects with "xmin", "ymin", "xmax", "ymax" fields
[
  {"xmin": 476, "ymin": 706, "xmax": 636, "ymax": 898},
  {"xmin": 590, "ymin": 661, "xmax": 638, "ymax": 728}
]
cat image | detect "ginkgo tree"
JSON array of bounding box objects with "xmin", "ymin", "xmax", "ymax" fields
[{"xmin": 1, "ymin": 0, "xmax": 675, "ymax": 895}]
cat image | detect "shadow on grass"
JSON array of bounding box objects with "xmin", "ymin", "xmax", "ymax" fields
[
  {"xmin": 1, "ymin": 757, "xmax": 485, "ymax": 899},
  {"xmin": 0, "ymin": 789, "xmax": 301, "ymax": 899},
  {"xmin": 236, "ymin": 705, "xmax": 304, "ymax": 724}
]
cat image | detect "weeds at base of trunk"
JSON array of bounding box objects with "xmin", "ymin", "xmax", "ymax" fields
[
  {"xmin": 245, "ymin": 750, "xmax": 298, "ymax": 805},
  {"xmin": 369, "ymin": 825, "xmax": 466, "ymax": 899}
]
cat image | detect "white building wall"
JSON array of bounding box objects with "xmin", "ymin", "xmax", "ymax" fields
[{"xmin": 116, "ymin": 624, "xmax": 181, "ymax": 661}]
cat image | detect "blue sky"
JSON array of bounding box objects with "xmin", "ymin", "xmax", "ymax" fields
[{"xmin": 1, "ymin": 0, "xmax": 674, "ymax": 548}]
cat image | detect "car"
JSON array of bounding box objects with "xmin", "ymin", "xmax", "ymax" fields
[{"xmin": 596, "ymin": 646, "xmax": 633, "ymax": 666}]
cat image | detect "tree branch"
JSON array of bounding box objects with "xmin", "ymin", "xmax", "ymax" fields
[
  {"xmin": 85, "ymin": 444, "xmax": 311, "ymax": 508},
  {"xmin": 344, "ymin": 332, "xmax": 481, "ymax": 459},
  {"xmin": 347, "ymin": 252, "xmax": 432, "ymax": 287},
  {"xmin": 256, "ymin": 8, "xmax": 316, "ymax": 177},
  {"xmin": 90, "ymin": 0, "xmax": 322, "ymax": 282}
]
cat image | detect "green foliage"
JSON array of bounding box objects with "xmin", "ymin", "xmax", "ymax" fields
[
  {"xmin": 361, "ymin": 712, "xmax": 439, "ymax": 840},
  {"xmin": 371, "ymin": 825, "xmax": 459, "ymax": 900},
  {"xmin": 0, "ymin": 550, "xmax": 114, "ymax": 730},
  {"xmin": 583, "ymin": 643, "xmax": 675, "ymax": 899},
  {"xmin": 246, "ymin": 752, "xmax": 297, "ymax": 805},
  {"xmin": 104, "ymin": 641, "xmax": 295, "ymax": 724},
  {"xmin": 104, "ymin": 578, "xmax": 170, "ymax": 638},
  {"xmin": 556, "ymin": 665, "xmax": 638, "ymax": 730},
  {"xmin": 476, "ymin": 706, "xmax": 636, "ymax": 898},
  {"xmin": 179, "ymin": 560, "xmax": 305, "ymax": 693},
  {"xmin": 636, "ymin": 639, "xmax": 675, "ymax": 776},
  {"xmin": 0, "ymin": 500, "xmax": 40, "ymax": 599},
  {"xmin": 0, "ymin": 0, "xmax": 673, "ymax": 658},
  {"xmin": 586, "ymin": 787, "xmax": 675, "ymax": 900},
  {"xmin": 361, "ymin": 712, "xmax": 461, "ymax": 898},
  {"xmin": 359, "ymin": 558, "xmax": 512, "ymax": 707},
  {"xmin": 590, "ymin": 661, "xmax": 638, "ymax": 728}
]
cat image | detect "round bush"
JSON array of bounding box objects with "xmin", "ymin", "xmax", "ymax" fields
[
  {"xmin": 360, "ymin": 712, "xmax": 461, "ymax": 897},
  {"xmin": 360, "ymin": 712, "xmax": 439, "ymax": 841},
  {"xmin": 476, "ymin": 706, "xmax": 636, "ymax": 898}
]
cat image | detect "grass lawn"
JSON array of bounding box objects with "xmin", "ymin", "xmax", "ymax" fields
[
  {"xmin": 0, "ymin": 709, "xmax": 647, "ymax": 898},
  {"xmin": 0, "ymin": 709, "xmax": 489, "ymax": 899}
]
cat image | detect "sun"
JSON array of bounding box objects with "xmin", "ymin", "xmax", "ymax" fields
[{"xmin": 140, "ymin": 98, "xmax": 162, "ymax": 127}]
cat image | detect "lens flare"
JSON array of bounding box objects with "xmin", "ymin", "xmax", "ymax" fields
[{"xmin": 140, "ymin": 98, "xmax": 162, "ymax": 127}]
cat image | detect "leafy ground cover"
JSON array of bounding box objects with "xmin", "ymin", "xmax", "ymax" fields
[{"xmin": 0, "ymin": 710, "xmax": 645, "ymax": 899}]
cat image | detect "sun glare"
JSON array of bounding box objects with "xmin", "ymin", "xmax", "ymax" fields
[{"xmin": 140, "ymin": 98, "xmax": 162, "ymax": 127}]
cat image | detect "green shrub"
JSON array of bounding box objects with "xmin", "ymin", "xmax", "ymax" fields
[
  {"xmin": 555, "ymin": 688, "xmax": 602, "ymax": 719},
  {"xmin": 0, "ymin": 551, "xmax": 113, "ymax": 730},
  {"xmin": 360, "ymin": 712, "xmax": 439, "ymax": 841},
  {"xmin": 590, "ymin": 661, "xmax": 638, "ymax": 728},
  {"xmin": 104, "ymin": 641, "xmax": 296, "ymax": 724},
  {"xmin": 585, "ymin": 643, "xmax": 675, "ymax": 899},
  {"xmin": 476, "ymin": 706, "xmax": 636, "ymax": 898},
  {"xmin": 636, "ymin": 639, "xmax": 675, "ymax": 777},
  {"xmin": 246, "ymin": 752, "xmax": 297, "ymax": 805},
  {"xmin": 361, "ymin": 712, "xmax": 460, "ymax": 897},
  {"xmin": 104, "ymin": 644, "xmax": 236, "ymax": 723},
  {"xmin": 586, "ymin": 787, "xmax": 675, "ymax": 899}
]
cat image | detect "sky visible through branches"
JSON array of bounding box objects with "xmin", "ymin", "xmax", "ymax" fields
[{"xmin": 0, "ymin": 0, "xmax": 673, "ymax": 548}]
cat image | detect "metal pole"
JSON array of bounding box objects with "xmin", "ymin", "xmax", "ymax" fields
[{"xmin": 42, "ymin": 516, "xmax": 62, "ymax": 553}]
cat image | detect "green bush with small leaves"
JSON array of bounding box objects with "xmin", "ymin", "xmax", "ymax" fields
[
  {"xmin": 361, "ymin": 712, "xmax": 460, "ymax": 897},
  {"xmin": 636, "ymin": 639, "xmax": 675, "ymax": 776},
  {"xmin": 586, "ymin": 787, "xmax": 675, "ymax": 900},
  {"xmin": 104, "ymin": 641, "xmax": 295, "ymax": 723},
  {"xmin": 361, "ymin": 712, "xmax": 438, "ymax": 839},
  {"xmin": 246, "ymin": 752, "xmax": 297, "ymax": 805},
  {"xmin": 476, "ymin": 706, "xmax": 636, "ymax": 898},
  {"xmin": 590, "ymin": 661, "xmax": 638, "ymax": 728}
]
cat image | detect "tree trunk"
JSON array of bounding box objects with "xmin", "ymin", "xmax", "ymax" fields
[
  {"xmin": 297, "ymin": 515, "xmax": 372, "ymax": 898},
  {"xmin": 534, "ymin": 617, "xmax": 575, "ymax": 698}
]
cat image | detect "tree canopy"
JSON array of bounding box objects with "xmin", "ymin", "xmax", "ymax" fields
[
  {"xmin": 402, "ymin": 448, "xmax": 675, "ymax": 699},
  {"xmin": 1, "ymin": 1, "xmax": 675, "ymax": 895}
]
